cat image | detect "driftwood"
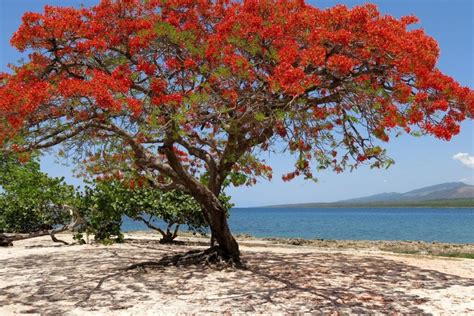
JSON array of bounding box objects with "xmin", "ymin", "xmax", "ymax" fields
[
  {"xmin": 0, "ymin": 210, "xmax": 85, "ymax": 247},
  {"xmin": 0, "ymin": 225, "xmax": 69, "ymax": 247},
  {"xmin": 1, "ymin": 230, "xmax": 51, "ymax": 247}
]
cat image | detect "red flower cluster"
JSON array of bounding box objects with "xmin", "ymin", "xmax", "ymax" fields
[{"xmin": 0, "ymin": 0, "xmax": 472, "ymax": 183}]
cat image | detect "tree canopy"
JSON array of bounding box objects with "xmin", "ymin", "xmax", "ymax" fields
[{"xmin": 0, "ymin": 0, "xmax": 472, "ymax": 260}]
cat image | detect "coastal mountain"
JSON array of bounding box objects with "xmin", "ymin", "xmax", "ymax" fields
[
  {"xmin": 339, "ymin": 182, "xmax": 474, "ymax": 203},
  {"xmin": 263, "ymin": 182, "xmax": 474, "ymax": 208}
]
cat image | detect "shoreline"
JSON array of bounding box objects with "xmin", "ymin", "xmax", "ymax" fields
[
  {"xmin": 4, "ymin": 229, "xmax": 473, "ymax": 257},
  {"xmin": 1, "ymin": 231, "xmax": 473, "ymax": 314},
  {"xmin": 125, "ymin": 230, "xmax": 474, "ymax": 259}
]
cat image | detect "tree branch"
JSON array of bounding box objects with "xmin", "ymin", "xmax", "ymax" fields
[
  {"xmin": 137, "ymin": 216, "xmax": 166, "ymax": 237},
  {"xmin": 9, "ymin": 123, "xmax": 93, "ymax": 154}
]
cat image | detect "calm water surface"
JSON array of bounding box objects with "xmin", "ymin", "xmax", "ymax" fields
[{"xmin": 122, "ymin": 207, "xmax": 474, "ymax": 243}]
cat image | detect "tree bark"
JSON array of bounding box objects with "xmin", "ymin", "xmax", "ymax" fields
[
  {"xmin": 159, "ymin": 137, "xmax": 240, "ymax": 260},
  {"xmin": 184, "ymin": 183, "xmax": 239, "ymax": 260},
  {"xmin": 202, "ymin": 198, "xmax": 240, "ymax": 261}
]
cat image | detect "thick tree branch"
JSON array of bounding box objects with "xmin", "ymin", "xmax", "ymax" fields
[{"xmin": 90, "ymin": 122, "xmax": 179, "ymax": 181}]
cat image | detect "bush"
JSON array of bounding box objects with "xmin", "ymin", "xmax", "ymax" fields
[
  {"xmin": 75, "ymin": 180, "xmax": 232, "ymax": 244},
  {"xmin": 0, "ymin": 156, "xmax": 75, "ymax": 233}
]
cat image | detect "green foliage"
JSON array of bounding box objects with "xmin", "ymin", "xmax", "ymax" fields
[
  {"xmin": 0, "ymin": 156, "xmax": 75, "ymax": 233},
  {"xmin": 438, "ymin": 253, "xmax": 474, "ymax": 259},
  {"xmin": 115, "ymin": 182, "xmax": 207, "ymax": 234},
  {"xmin": 390, "ymin": 250, "xmax": 474, "ymax": 259},
  {"xmin": 74, "ymin": 183, "xmax": 125, "ymax": 244},
  {"xmin": 75, "ymin": 180, "xmax": 232, "ymax": 243},
  {"xmin": 0, "ymin": 154, "xmax": 233, "ymax": 245}
]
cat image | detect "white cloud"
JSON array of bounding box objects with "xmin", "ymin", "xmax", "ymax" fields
[
  {"xmin": 460, "ymin": 177, "xmax": 474, "ymax": 185},
  {"xmin": 453, "ymin": 153, "xmax": 474, "ymax": 169}
]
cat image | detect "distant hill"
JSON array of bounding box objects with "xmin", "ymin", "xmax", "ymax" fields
[
  {"xmin": 263, "ymin": 182, "xmax": 474, "ymax": 208},
  {"xmin": 339, "ymin": 182, "xmax": 474, "ymax": 203}
]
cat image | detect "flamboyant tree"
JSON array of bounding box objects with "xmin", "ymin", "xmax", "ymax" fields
[{"xmin": 0, "ymin": 0, "xmax": 472, "ymax": 261}]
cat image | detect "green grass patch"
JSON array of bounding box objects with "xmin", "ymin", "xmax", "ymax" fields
[
  {"xmin": 437, "ymin": 252, "xmax": 474, "ymax": 259},
  {"xmin": 389, "ymin": 249, "xmax": 474, "ymax": 259}
]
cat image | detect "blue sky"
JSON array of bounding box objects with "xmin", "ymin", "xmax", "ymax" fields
[{"xmin": 1, "ymin": 0, "xmax": 473, "ymax": 207}]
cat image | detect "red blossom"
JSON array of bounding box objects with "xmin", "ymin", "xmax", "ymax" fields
[{"xmin": 0, "ymin": 0, "xmax": 471, "ymax": 185}]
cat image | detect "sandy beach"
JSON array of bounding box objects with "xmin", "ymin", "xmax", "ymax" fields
[{"xmin": 0, "ymin": 232, "xmax": 473, "ymax": 315}]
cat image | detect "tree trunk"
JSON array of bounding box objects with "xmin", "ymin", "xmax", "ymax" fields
[
  {"xmin": 204, "ymin": 200, "xmax": 240, "ymax": 261},
  {"xmin": 137, "ymin": 216, "xmax": 179, "ymax": 244},
  {"xmin": 181, "ymin": 182, "xmax": 240, "ymax": 261},
  {"xmin": 159, "ymin": 224, "xmax": 180, "ymax": 244},
  {"xmin": 160, "ymin": 138, "xmax": 240, "ymax": 261},
  {"xmin": 159, "ymin": 233, "xmax": 174, "ymax": 243}
]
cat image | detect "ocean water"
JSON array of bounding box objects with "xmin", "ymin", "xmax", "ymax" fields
[{"xmin": 122, "ymin": 207, "xmax": 474, "ymax": 243}]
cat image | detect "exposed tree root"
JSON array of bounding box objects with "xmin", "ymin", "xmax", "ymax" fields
[{"xmin": 127, "ymin": 246, "xmax": 246, "ymax": 271}]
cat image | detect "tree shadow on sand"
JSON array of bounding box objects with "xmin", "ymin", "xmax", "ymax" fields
[{"xmin": 0, "ymin": 240, "xmax": 472, "ymax": 314}]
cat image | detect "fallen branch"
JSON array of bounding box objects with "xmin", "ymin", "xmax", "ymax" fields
[
  {"xmin": 1, "ymin": 230, "xmax": 52, "ymax": 246},
  {"xmin": 0, "ymin": 217, "xmax": 85, "ymax": 247}
]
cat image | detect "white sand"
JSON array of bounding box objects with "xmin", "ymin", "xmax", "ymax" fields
[{"xmin": 0, "ymin": 233, "xmax": 473, "ymax": 315}]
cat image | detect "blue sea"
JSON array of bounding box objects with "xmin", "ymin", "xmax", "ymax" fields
[{"xmin": 122, "ymin": 207, "xmax": 474, "ymax": 243}]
